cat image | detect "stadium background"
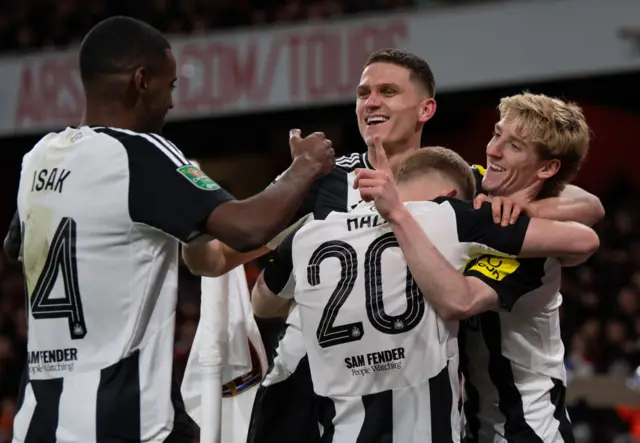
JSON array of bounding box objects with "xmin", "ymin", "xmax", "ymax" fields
[{"xmin": 0, "ymin": 0, "xmax": 639, "ymax": 441}]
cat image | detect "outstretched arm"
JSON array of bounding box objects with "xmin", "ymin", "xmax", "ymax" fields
[
  {"xmin": 183, "ymin": 213, "xmax": 313, "ymax": 277},
  {"xmin": 182, "ymin": 242, "xmax": 269, "ymax": 277},
  {"xmin": 385, "ymin": 206, "xmax": 598, "ymax": 320}
]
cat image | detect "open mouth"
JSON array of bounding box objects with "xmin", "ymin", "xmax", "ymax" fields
[
  {"xmin": 365, "ymin": 116, "xmax": 389, "ymax": 126},
  {"xmin": 488, "ymin": 163, "xmax": 505, "ymax": 172}
]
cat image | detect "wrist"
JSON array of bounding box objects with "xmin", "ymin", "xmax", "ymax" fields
[
  {"xmin": 524, "ymin": 201, "xmax": 539, "ymax": 218},
  {"xmin": 385, "ymin": 205, "xmax": 411, "ymax": 225},
  {"xmin": 291, "ymin": 155, "xmax": 324, "ymax": 179}
]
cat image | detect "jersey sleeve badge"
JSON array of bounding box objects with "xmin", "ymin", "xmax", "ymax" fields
[{"xmin": 177, "ymin": 165, "xmax": 221, "ymax": 191}]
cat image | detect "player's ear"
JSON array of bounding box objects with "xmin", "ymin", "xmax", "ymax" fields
[
  {"xmin": 444, "ymin": 188, "xmax": 457, "ymax": 198},
  {"xmin": 538, "ymin": 159, "xmax": 561, "ymax": 180},
  {"xmin": 133, "ymin": 67, "xmax": 148, "ymax": 94},
  {"xmin": 418, "ymin": 97, "xmax": 436, "ymax": 124}
]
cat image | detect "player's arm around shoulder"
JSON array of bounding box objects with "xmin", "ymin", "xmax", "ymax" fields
[
  {"xmin": 525, "ymin": 184, "xmax": 605, "ymax": 227},
  {"xmin": 518, "ymin": 217, "xmax": 600, "ymax": 266},
  {"xmin": 472, "ymin": 194, "xmax": 600, "ymax": 267}
]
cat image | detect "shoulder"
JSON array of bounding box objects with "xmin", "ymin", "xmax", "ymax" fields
[
  {"xmin": 92, "ymin": 127, "xmax": 190, "ymax": 167},
  {"xmin": 22, "ymin": 132, "xmax": 61, "ymax": 164},
  {"xmin": 336, "ymin": 152, "xmax": 373, "ymax": 173},
  {"xmin": 431, "ymin": 196, "xmax": 474, "ymax": 212},
  {"xmin": 335, "ymin": 152, "xmax": 363, "ymax": 173}
]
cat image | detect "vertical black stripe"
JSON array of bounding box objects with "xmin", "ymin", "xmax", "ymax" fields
[
  {"xmin": 430, "ymin": 364, "xmax": 454, "ymax": 443},
  {"xmin": 318, "ymin": 395, "xmax": 336, "ymax": 443},
  {"xmin": 96, "ymin": 351, "xmax": 141, "ymax": 442},
  {"xmin": 247, "ymin": 356, "xmax": 322, "ymax": 443},
  {"xmin": 15, "ymin": 364, "xmax": 29, "ymax": 413},
  {"xmin": 481, "ymin": 311, "xmax": 544, "ymax": 443},
  {"xmin": 551, "ymin": 378, "xmax": 575, "ymax": 443},
  {"xmin": 355, "ymin": 390, "xmax": 393, "ymax": 443},
  {"xmin": 314, "ymin": 167, "xmax": 350, "ymax": 220},
  {"xmin": 163, "ymin": 371, "xmax": 196, "ymax": 443},
  {"xmin": 25, "ymin": 377, "xmax": 63, "ymax": 443},
  {"xmin": 459, "ymin": 322, "xmax": 481, "ymax": 443}
]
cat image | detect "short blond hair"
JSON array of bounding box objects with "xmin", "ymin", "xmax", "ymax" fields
[
  {"xmin": 397, "ymin": 147, "xmax": 476, "ymax": 200},
  {"xmin": 498, "ymin": 92, "xmax": 590, "ymax": 198}
]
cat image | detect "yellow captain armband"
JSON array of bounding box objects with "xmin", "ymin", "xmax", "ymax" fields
[{"xmin": 469, "ymin": 256, "xmax": 520, "ymax": 281}]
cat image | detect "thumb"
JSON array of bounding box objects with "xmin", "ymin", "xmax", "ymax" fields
[
  {"xmin": 373, "ymin": 135, "xmax": 390, "ymax": 171},
  {"xmin": 289, "ymin": 129, "xmax": 302, "ymax": 145}
]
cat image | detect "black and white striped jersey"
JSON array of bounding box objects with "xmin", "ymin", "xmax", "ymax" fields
[
  {"xmin": 262, "ymin": 152, "xmax": 376, "ymax": 377},
  {"xmin": 248, "ymin": 152, "xmax": 377, "ymax": 443},
  {"xmin": 262, "ymin": 198, "xmax": 533, "ymax": 443},
  {"xmin": 459, "ymin": 166, "xmax": 574, "ymax": 443},
  {"xmin": 12, "ymin": 126, "xmax": 232, "ymax": 443}
]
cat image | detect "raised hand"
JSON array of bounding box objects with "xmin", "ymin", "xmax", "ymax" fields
[
  {"xmin": 353, "ymin": 135, "xmax": 403, "ymax": 219},
  {"xmin": 289, "ymin": 129, "xmax": 335, "ymax": 179}
]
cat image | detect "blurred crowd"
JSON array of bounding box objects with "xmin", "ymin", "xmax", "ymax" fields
[{"xmin": 0, "ymin": 0, "xmax": 496, "ymax": 54}]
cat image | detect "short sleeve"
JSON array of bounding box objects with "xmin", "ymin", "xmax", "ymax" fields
[
  {"xmin": 464, "ymin": 256, "xmax": 546, "ymax": 311},
  {"xmin": 100, "ymin": 129, "xmax": 235, "ymax": 244},
  {"xmin": 434, "ymin": 197, "xmax": 530, "ymax": 256},
  {"xmin": 4, "ymin": 211, "xmax": 21, "ymax": 263},
  {"xmin": 262, "ymin": 229, "xmax": 298, "ymax": 298}
]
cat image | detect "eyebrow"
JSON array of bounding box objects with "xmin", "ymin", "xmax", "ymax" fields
[
  {"xmin": 356, "ymin": 83, "xmax": 400, "ymax": 93},
  {"xmin": 495, "ymin": 123, "xmax": 525, "ymax": 144}
]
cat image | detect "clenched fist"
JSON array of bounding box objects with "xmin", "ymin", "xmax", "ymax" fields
[{"xmin": 289, "ymin": 129, "xmax": 335, "ymax": 179}]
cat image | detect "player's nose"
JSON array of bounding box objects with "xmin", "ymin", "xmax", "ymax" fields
[
  {"xmin": 364, "ymin": 92, "xmax": 382, "ymax": 108},
  {"xmin": 486, "ymin": 141, "xmax": 503, "ymax": 158}
]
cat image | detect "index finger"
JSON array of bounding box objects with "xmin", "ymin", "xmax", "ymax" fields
[{"xmin": 373, "ymin": 135, "xmax": 390, "ymax": 172}]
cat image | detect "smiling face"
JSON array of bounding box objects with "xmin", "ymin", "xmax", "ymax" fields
[
  {"xmin": 355, "ymin": 62, "xmax": 435, "ymax": 151},
  {"xmin": 483, "ymin": 93, "xmax": 591, "ymax": 200},
  {"xmin": 482, "ymin": 118, "xmax": 552, "ymax": 197}
]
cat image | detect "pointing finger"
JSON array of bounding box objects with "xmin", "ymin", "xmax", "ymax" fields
[{"xmin": 373, "ymin": 135, "xmax": 390, "ymax": 172}]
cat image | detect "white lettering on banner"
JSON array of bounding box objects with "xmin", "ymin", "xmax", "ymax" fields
[
  {"xmin": 16, "ymin": 56, "xmax": 84, "ymax": 128},
  {"xmin": 11, "ymin": 19, "xmax": 407, "ymax": 130},
  {"xmin": 175, "ymin": 20, "xmax": 407, "ymax": 112},
  {"xmin": 1, "ymin": 0, "xmax": 638, "ymax": 136}
]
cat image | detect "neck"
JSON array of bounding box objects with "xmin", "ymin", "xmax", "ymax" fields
[
  {"xmin": 490, "ymin": 181, "xmax": 542, "ymax": 206},
  {"xmin": 81, "ymin": 98, "xmax": 140, "ymax": 131},
  {"xmin": 368, "ymin": 136, "xmax": 421, "ymax": 175}
]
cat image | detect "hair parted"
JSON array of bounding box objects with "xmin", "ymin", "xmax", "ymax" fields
[
  {"xmin": 498, "ymin": 92, "xmax": 591, "ymax": 198},
  {"xmin": 79, "ymin": 16, "xmax": 171, "ymax": 84},
  {"xmin": 397, "ymin": 146, "xmax": 476, "ymax": 200},
  {"xmin": 365, "ymin": 48, "xmax": 436, "ymax": 98}
]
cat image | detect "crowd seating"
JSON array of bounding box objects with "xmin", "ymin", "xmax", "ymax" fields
[{"xmin": 0, "ymin": 0, "xmax": 434, "ymax": 54}]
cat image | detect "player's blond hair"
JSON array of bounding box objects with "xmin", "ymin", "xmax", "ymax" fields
[
  {"xmin": 498, "ymin": 92, "xmax": 590, "ymax": 198},
  {"xmin": 397, "ymin": 146, "xmax": 476, "ymax": 200}
]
